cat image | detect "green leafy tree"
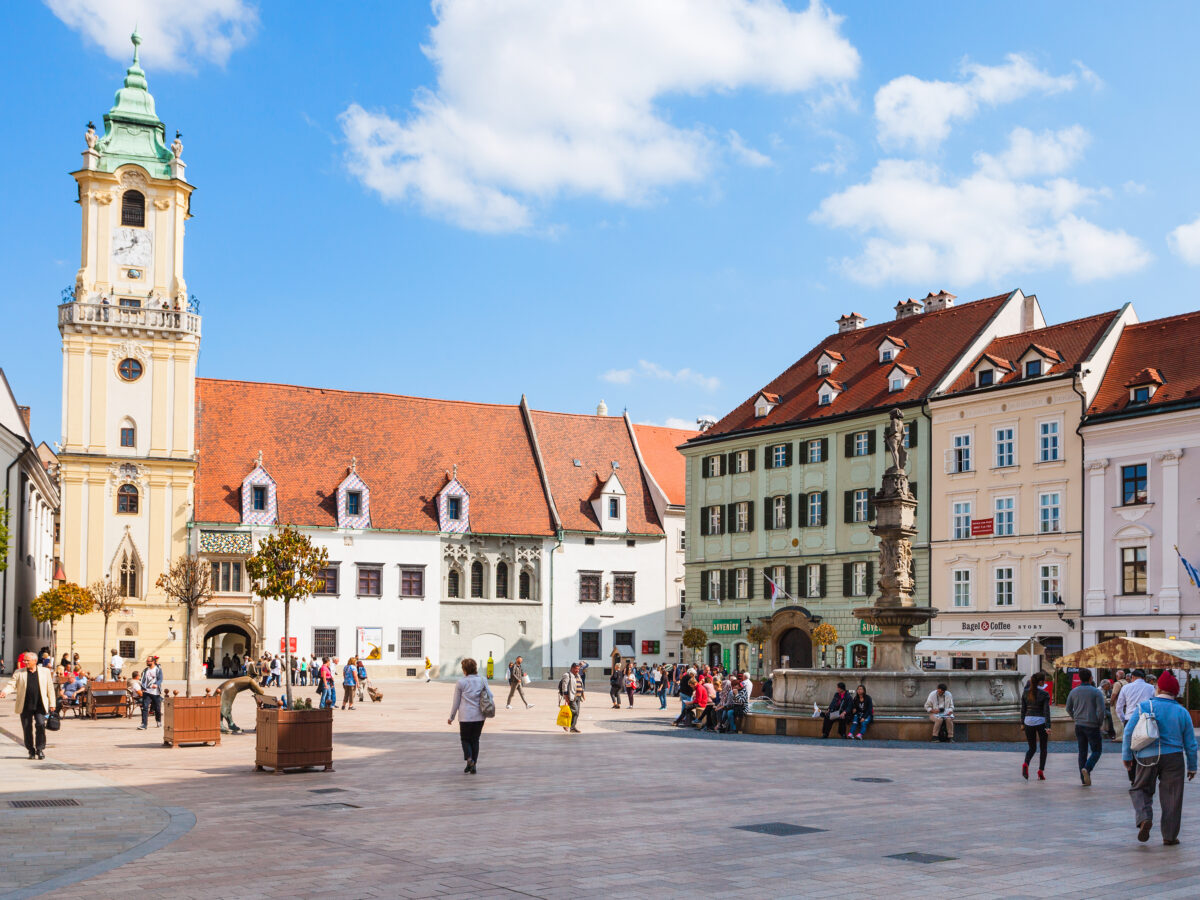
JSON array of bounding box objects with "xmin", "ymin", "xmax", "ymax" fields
[
  {"xmin": 89, "ymin": 579, "xmax": 125, "ymax": 679},
  {"xmin": 156, "ymin": 555, "xmax": 214, "ymax": 697},
  {"xmin": 31, "ymin": 582, "xmax": 92, "ymax": 662},
  {"xmin": 245, "ymin": 525, "xmax": 328, "ymax": 708},
  {"xmin": 682, "ymin": 627, "xmax": 708, "ymax": 665},
  {"xmin": 0, "ymin": 495, "xmax": 10, "ymax": 574}
]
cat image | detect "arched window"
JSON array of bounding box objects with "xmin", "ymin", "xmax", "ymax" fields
[
  {"xmin": 447, "ymin": 569, "xmax": 460, "ymax": 598},
  {"xmin": 119, "ymin": 419, "xmax": 136, "ymax": 448},
  {"xmin": 121, "ymin": 190, "xmax": 145, "ymax": 227},
  {"xmin": 519, "ymin": 569, "xmax": 532, "ymax": 600},
  {"xmin": 495, "ymin": 562, "xmax": 509, "ymax": 599},
  {"xmin": 470, "ymin": 561, "xmax": 484, "ymax": 598},
  {"xmin": 117, "ymin": 484, "xmax": 139, "ymax": 514},
  {"xmin": 117, "ymin": 551, "xmax": 139, "ymax": 597}
]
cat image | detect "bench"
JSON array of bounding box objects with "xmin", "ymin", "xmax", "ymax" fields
[{"xmin": 86, "ymin": 681, "xmax": 131, "ymax": 719}]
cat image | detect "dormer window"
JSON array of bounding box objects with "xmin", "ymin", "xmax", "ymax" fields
[
  {"xmin": 819, "ymin": 363, "xmax": 831, "ymax": 376},
  {"xmin": 817, "ymin": 378, "xmax": 843, "ymax": 407},
  {"xmin": 816, "ymin": 350, "xmax": 843, "ymax": 378},
  {"xmin": 754, "ymin": 391, "xmax": 780, "ymax": 418},
  {"xmin": 819, "ymin": 393, "xmax": 831, "ymax": 406},
  {"xmin": 977, "ymin": 369, "xmax": 994, "ymax": 388},
  {"xmin": 241, "ymin": 456, "xmax": 278, "ymax": 525},
  {"xmin": 890, "ymin": 377, "xmax": 903, "ymax": 392},
  {"xmin": 252, "ymin": 486, "xmax": 267, "ymax": 511},
  {"xmin": 346, "ymin": 491, "xmax": 362, "ymax": 516},
  {"xmin": 609, "ymin": 497, "xmax": 621, "ymax": 519},
  {"xmin": 1125, "ymin": 368, "xmax": 1163, "ymax": 404},
  {"xmin": 882, "ymin": 350, "xmax": 893, "ymax": 363},
  {"xmin": 1132, "ymin": 386, "xmax": 1151, "ymax": 404},
  {"xmin": 1025, "ymin": 359, "xmax": 1042, "ymax": 378},
  {"xmin": 877, "ymin": 336, "xmax": 907, "ymax": 364},
  {"xmin": 448, "ymin": 497, "xmax": 462, "ymax": 520},
  {"xmin": 593, "ymin": 469, "xmax": 628, "ymax": 533},
  {"xmin": 886, "ymin": 364, "xmax": 917, "ymax": 394}
]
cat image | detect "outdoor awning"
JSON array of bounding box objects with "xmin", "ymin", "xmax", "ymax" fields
[
  {"xmin": 915, "ymin": 636, "xmax": 1044, "ymax": 655},
  {"xmin": 1053, "ymin": 636, "xmax": 1200, "ymax": 671},
  {"xmin": 613, "ymin": 645, "xmax": 636, "ymax": 658}
]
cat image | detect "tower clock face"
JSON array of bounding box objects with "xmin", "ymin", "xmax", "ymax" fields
[{"xmin": 111, "ymin": 227, "xmax": 153, "ymax": 268}]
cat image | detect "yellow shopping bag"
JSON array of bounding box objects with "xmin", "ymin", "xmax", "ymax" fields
[{"xmin": 556, "ymin": 703, "xmax": 573, "ymax": 728}]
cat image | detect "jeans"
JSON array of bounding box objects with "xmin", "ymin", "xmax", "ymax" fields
[
  {"xmin": 141, "ymin": 693, "xmax": 162, "ymax": 726},
  {"xmin": 1130, "ymin": 751, "xmax": 1186, "ymax": 841},
  {"xmin": 1076, "ymin": 724, "xmax": 1103, "ymax": 772},
  {"xmin": 300, "ymin": 672, "xmax": 307, "ymax": 686},
  {"xmin": 626, "ymin": 687, "xmax": 635, "ymax": 707},
  {"xmin": 850, "ymin": 713, "xmax": 871, "ymax": 737},
  {"xmin": 1024, "ymin": 724, "xmax": 1048, "ymax": 769},
  {"xmin": 658, "ymin": 688, "xmax": 667, "ymax": 709},
  {"xmin": 20, "ymin": 712, "xmax": 47, "ymax": 754},
  {"xmin": 321, "ymin": 685, "xmax": 337, "ymax": 709},
  {"xmin": 459, "ymin": 720, "xmax": 484, "ymax": 763},
  {"xmin": 722, "ymin": 708, "xmax": 738, "ymax": 733}
]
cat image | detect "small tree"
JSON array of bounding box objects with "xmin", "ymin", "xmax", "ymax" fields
[
  {"xmin": 682, "ymin": 628, "xmax": 708, "ymax": 665},
  {"xmin": 0, "ymin": 496, "xmax": 10, "ymax": 575},
  {"xmin": 31, "ymin": 582, "xmax": 91, "ymax": 663},
  {"xmin": 746, "ymin": 624, "xmax": 771, "ymax": 677},
  {"xmin": 89, "ymin": 579, "xmax": 125, "ymax": 678},
  {"xmin": 245, "ymin": 525, "xmax": 328, "ymax": 708},
  {"xmin": 156, "ymin": 556, "xmax": 214, "ymax": 697},
  {"xmin": 812, "ymin": 622, "xmax": 838, "ymax": 667}
]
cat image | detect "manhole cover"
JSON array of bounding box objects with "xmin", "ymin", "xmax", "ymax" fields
[
  {"xmin": 308, "ymin": 788, "xmax": 347, "ymax": 794},
  {"xmin": 886, "ymin": 852, "xmax": 956, "ymax": 864},
  {"xmin": 852, "ymin": 777, "xmax": 893, "ymax": 783},
  {"xmin": 734, "ymin": 822, "xmax": 825, "ymax": 837},
  {"xmin": 301, "ymin": 802, "xmax": 361, "ymax": 811},
  {"xmin": 9, "ymin": 799, "xmax": 80, "ymax": 809}
]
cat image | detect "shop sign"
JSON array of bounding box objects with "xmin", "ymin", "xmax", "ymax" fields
[
  {"xmin": 961, "ymin": 620, "xmax": 1012, "ymax": 632},
  {"xmin": 279, "ymin": 636, "xmax": 297, "ymax": 653},
  {"xmin": 712, "ymin": 619, "xmax": 742, "ymax": 635},
  {"xmin": 859, "ymin": 621, "xmax": 881, "ymax": 636},
  {"xmin": 641, "ymin": 640, "xmax": 660, "ymax": 654},
  {"xmin": 970, "ymin": 518, "xmax": 994, "ymax": 536}
]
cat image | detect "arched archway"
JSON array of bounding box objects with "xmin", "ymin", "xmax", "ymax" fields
[
  {"xmin": 777, "ymin": 628, "xmax": 812, "ymax": 668},
  {"xmin": 706, "ymin": 642, "xmax": 722, "ymax": 668},
  {"xmin": 763, "ymin": 605, "xmax": 818, "ymax": 670},
  {"xmin": 203, "ymin": 619, "xmax": 257, "ymax": 678}
]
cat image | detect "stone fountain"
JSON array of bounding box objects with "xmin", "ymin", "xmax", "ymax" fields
[{"xmin": 743, "ymin": 409, "xmax": 1052, "ymax": 742}]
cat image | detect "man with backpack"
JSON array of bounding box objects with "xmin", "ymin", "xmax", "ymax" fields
[{"xmin": 1122, "ymin": 671, "xmax": 1198, "ymax": 845}]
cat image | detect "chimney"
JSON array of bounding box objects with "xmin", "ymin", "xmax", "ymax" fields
[
  {"xmin": 1021, "ymin": 293, "xmax": 1038, "ymax": 332},
  {"xmin": 894, "ymin": 298, "xmax": 924, "ymax": 320},
  {"xmin": 17, "ymin": 406, "xmax": 30, "ymax": 432},
  {"xmin": 837, "ymin": 312, "xmax": 867, "ymax": 333},
  {"xmin": 923, "ymin": 290, "xmax": 957, "ymax": 314},
  {"xmin": 596, "ymin": 399, "xmax": 608, "ymax": 416}
]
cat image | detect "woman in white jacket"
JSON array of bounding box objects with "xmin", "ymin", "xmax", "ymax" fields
[{"xmin": 448, "ymin": 657, "xmax": 492, "ymax": 774}]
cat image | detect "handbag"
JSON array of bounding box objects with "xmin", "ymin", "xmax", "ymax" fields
[
  {"xmin": 522, "ymin": 673, "xmax": 531, "ymax": 685},
  {"xmin": 46, "ymin": 710, "xmax": 61, "ymax": 731},
  {"xmin": 1130, "ymin": 700, "xmax": 1160, "ymax": 752},
  {"xmin": 477, "ymin": 678, "xmax": 496, "ymax": 719}
]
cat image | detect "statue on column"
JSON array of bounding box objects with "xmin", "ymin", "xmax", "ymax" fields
[{"xmin": 884, "ymin": 408, "xmax": 908, "ymax": 473}]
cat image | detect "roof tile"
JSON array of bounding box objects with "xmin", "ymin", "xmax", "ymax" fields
[{"xmin": 1089, "ymin": 310, "xmax": 1200, "ymax": 416}]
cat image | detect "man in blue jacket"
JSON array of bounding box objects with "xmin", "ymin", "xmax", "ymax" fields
[{"xmin": 1122, "ymin": 671, "xmax": 1198, "ymax": 845}]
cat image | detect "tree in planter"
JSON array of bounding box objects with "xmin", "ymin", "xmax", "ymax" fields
[
  {"xmin": 31, "ymin": 582, "xmax": 92, "ymax": 663},
  {"xmin": 88, "ymin": 578, "xmax": 125, "ymax": 678},
  {"xmin": 746, "ymin": 624, "xmax": 771, "ymax": 677},
  {"xmin": 682, "ymin": 628, "xmax": 708, "ymax": 666},
  {"xmin": 245, "ymin": 525, "xmax": 328, "ymax": 709},
  {"xmin": 156, "ymin": 556, "xmax": 214, "ymax": 697},
  {"xmin": 812, "ymin": 622, "xmax": 839, "ymax": 668}
]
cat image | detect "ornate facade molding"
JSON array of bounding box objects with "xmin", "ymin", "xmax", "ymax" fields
[{"xmin": 110, "ymin": 339, "xmax": 150, "ymax": 366}]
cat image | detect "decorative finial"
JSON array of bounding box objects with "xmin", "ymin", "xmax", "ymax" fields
[
  {"xmin": 255, "ymin": 450, "xmax": 263, "ymax": 468},
  {"xmin": 171, "ymin": 130, "xmax": 183, "ymax": 159},
  {"xmin": 452, "ymin": 463, "xmax": 458, "ymax": 482},
  {"xmin": 85, "ymin": 121, "xmax": 97, "ymax": 149},
  {"xmin": 130, "ymin": 29, "xmax": 142, "ymax": 64},
  {"xmin": 350, "ymin": 456, "xmax": 357, "ymax": 474}
]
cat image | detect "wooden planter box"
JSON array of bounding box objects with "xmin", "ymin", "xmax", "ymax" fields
[
  {"xmin": 1190, "ymin": 709, "xmax": 1200, "ymax": 728},
  {"xmin": 163, "ymin": 695, "xmax": 221, "ymax": 747},
  {"xmin": 255, "ymin": 706, "xmax": 334, "ymax": 774}
]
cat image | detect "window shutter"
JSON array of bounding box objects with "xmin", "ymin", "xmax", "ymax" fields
[
  {"xmin": 843, "ymin": 490, "xmax": 853, "ymax": 523},
  {"xmin": 842, "ymin": 562, "xmax": 852, "ymax": 597},
  {"xmin": 785, "ymin": 494, "xmax": 793, "ymax": 528},
  {"xmin": 867, "ymin": 488, "xmax": 876, "ymax": 522},
  {"xmin": 820, "ymin": 490, "xmax": 829, "ymax": 526},
  {"xmin": 820, "ymin": 437, "xmax": 829, "ymax": 461},
  {"xmin": 746, "ymin": 501, "xmax": 755, "ymax": 533},
  {"xmin": 726, "ymin": 452, "xmax": 736, "ymax": 474},
  {"xmin": 701, "ymin": 570, "xmax": 709, "ymax": 598},
  {"xmin": 909, "ymin": 481, "xmax": 917, "ymax": 501},
  {"xmin": 819, "ymin": 563, "xmax": 827, "ymax": 598},
  {"xmin": 763, "ymin": 498, "xmax": 772, "ymax": 531},
  {"xmin": 747, "ymin": 568, "xmax": 755, "ymax": 600},
  {"xmin": 763, "ymin": 569, "xmax": 771, "ymax": 598},
  {"xmin": 784, "ymin": 442, "xmax": 793, "ymax": 466},
  {"xmin": 868, "ymin": 429, "xmax": 877, "ymax": 455},
  {"xmin": 866, "ymin": 561, "xmax": 875, "ymax": 598},
  {"xmin": 718, "ymin": 570, "xmax": 726, "ymax": 601},
  {"xmin": 844, "ymin": 433, "xmax": 854, "ymax": 457},
  {"xmin": 944, "ymin": 448, "xmax": 955, "ymax": 474},
  {"xmin": 702, "ymin": 457, "xmax": 711, "ymax": 479},
  {"xmin": 908, "ymin": 421, "xmax": 919, "ymax": 447},
  {"xmin": 747, "ymin": 449, "xmax": 756, "ymax": 472},
  {"xmin": 784, "ymin": 566, "xmax": 792, "ymax": 596},
  {"xmin": 796, "ymin": 442, "xmax": 806, "ymax": 466},
  {"xmin": 719, "ymin": 454, "xmax": 727, "ymax": 476},
  {"xmin": 726, "ymin": 503, "xmax": 735, "ymax": 534},
  {"xmin": 700, "ymin": 508, "xmax": 709, "ymax": 536}
]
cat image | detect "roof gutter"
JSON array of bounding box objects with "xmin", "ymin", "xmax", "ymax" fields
[
  {"xmin": 1084, "ymin": 395, "xmax": 1200, "ymax": 426},
  {"xmin": 682, "ymin": 399, "xmax": 927, "ymax": 449}
]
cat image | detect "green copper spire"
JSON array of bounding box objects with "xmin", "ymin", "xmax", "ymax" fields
[{"xmin": 94, "ymin": 30, "xmax": 174, "ymax": 178}]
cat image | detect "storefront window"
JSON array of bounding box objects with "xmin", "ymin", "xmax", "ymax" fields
[{"xmin": 951, "ymin": 657, "xmax": 972, "ymax": 670}]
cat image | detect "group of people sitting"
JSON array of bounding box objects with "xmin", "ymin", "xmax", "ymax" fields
[
  {"xmin": 672, "ymin": 667, "xmax": 753, "ymax": 733},
  {"xmin": 817, "ymin": 682, "xmax": 876, "ymax": 740}
]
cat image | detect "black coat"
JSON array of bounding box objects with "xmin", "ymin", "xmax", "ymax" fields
[
  {"xmin": 1021, "ymin": 687, "xmax": 1051, "ymax": 721},
  {"xmin": 826, "ymin": 690, "xmax": 853, "ymax": 716},
  {"xmin": 850, "ymin": 695, "xmax": 873, "ymax": 719}
]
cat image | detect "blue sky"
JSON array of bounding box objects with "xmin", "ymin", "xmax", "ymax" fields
[{"xmin": 6, "ymin": 1, "xmax": 1200, "ymax": 446}]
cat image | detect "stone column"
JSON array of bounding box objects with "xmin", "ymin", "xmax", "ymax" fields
[{"xmin": 1156, "ymin": 449, "xmax": 1183, "ymax": 615}]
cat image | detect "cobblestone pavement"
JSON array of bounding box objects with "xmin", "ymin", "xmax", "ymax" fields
[{"xmin": 2, "ymin": 679, "xmax": 1198, "ymax": 899}]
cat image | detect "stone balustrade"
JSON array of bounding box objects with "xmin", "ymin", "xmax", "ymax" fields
[{"xmin": 58, "ymin": 301, "xmax": 201, "ymax": 338}]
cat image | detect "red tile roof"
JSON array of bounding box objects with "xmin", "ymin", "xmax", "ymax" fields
[
  {"xmin": 1125, "ymin": 367, "xmax": 1164, "ymax": 388},
  {"xmin": 880, "ymin": 335, "xmax": 909, "ymax": 349},
  {"xmin": 971, "ymin": 352, "xmax": 1013, "ymax": 372},
  {"xmin": 697, "ymin": 292, "xmax": 1014, "ymax": 439},
  {"xmin": 1089, "ymin": 311, "xmax": 1200, "ymax": 417},
  {"xmin": 759, "ymin": 392, "xmax": 781, "ymax": 404},
  {"xmin": 632, "ymin": 423, "xmax": 697, "ymax": 507},
  {"xmin": 891, "ymin": 362, "xmax": 919, "ymax": 377},
  {"xmin": 529, "ymin": 410, "xmax": 663, "ymax": 534},
  {"xmin": 195, "ymin": 379, "xmax": 556, "ymax": 535},
  {"xmin": 947, "ymin": 310, "xmax": 1118, "ymax": 393}
]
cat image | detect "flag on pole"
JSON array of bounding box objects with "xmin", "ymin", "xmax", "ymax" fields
[
  {"xmin": 1176, "ymin": 546, "xmax": 1200, "ymax": 587},
  {"xmin": 765, "ymin": 573, "xmax": 786, "ymax": 609}
]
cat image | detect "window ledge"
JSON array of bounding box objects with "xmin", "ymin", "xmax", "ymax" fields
[
  {"xmin": 1113, "ymin": 502, "xmax": 1154, "ymax": 511},
  {"xmin": 990, "ymin": 464, "xmax": 1020, "ymax": 473},
  {"xmin": 1034, "ymin": 458, "xmax": 1066, "ymax": 468},
  {"xmin": 945, "ymin": 470, "xmax": 976, "ymax": 479}
]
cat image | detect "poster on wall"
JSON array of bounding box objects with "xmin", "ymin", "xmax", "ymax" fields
[{"xmin": 357, "ymin": 627, "xmax": 383, "ymax": 661}]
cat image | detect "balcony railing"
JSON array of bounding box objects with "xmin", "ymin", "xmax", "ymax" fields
[{"xmin": 58, "ymin": 301, "xmax": 201, "ymax": 338}]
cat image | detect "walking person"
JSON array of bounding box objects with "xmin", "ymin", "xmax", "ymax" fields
[
  {"xmin": 1021, "ymin": 672, "xmax": 1052, "ymax": 780},
  {"xmin": 1116, "ymin": 670, "xmax": 1155, "ymax": 782},
  {"xmin": 624, "ymin": 664, "xmax": 636, "ymax": 708},
  {"xmin": 424, "ymin": 656, "xmax": 433, "ymax": 683},
  {"xmin": 0, "ymin": 651, "xmax": 57, "ymax": 759},
  {"xmin": 1066, "ymin": 669, "xmax": 1106, "ymax": 785},
  {"xmin": 609, "ymin": 666, "xmax": 623, "ymax": 709},
  {"xmin": 318, "ymin": 657, "xmax": 336, "ymax": 710},
  {"xmin": 1123, "ymin": 671, "xmax": 1198, "ymax": 845},
  {"xmin": 1109, "ymin": 669, "xmax": 1128, "ymax": 741},
  {"xmin": 341, "ymin": 657, "xmax": 358, "ymax": 710},
  {"xmin": 356, "ymin": 657, "xmax": 368, "ymax": 702},
  {"xmin": 448, "ymin": 658, "xmax": 492, "ymax": 774},
  {"xmin": 558, "ymin": 662, "xmax": 584, "ymax": 733},
  {"xmin": 1101, "ymin": 678, "xmax": 1116, "ymax": 739},
  {"xmin": 656, "ymin": 666, "xmax": 668, "ymax": 709},
  {"xmin": 505, "ymin": 656, "xmax": 532, "ymax": 710},
  {"xmin": 298, "ymin": 657, "xmax": 308, "ymax": 686},
  {"xmin": 137, "ymin": 656, "xmax": 163, "ymax": 730}
]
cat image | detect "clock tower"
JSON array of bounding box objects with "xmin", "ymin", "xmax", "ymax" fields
[{"xmin": 57, "ymin": 31, "xmax": 200, "ymax": 677}]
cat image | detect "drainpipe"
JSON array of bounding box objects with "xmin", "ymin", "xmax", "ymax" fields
[
  {"xmin": 1070, "ymin": 366, "xmax": 1088, "ymax": 655},
  {"xmin": 2, "ymin": 454, "xmax": 19, "ymax": 661},
  {"xmin": 549, "ymin": 529, "xmax": 563, "ymax": 679}
]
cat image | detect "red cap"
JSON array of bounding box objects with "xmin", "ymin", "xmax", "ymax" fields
[{"xmin": 1157, "ymin": 670, "xmax": 1180, "ymax": 696}]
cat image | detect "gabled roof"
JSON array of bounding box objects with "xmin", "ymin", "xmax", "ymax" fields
[
  {"xmin": 195, "ymin": 379, "xmax": 555, "ymax": 535},
  {"xmin": 878, "ymin": 335, "xmax": 909, "ymax": 349},
  {"xmin": 890, "ymin": 362, "xmax": 919, "ymax": 377},
  {"xmin": 819, "ymin": 378, "xmax": 846, "ymax": 392},
  {"xmin": 1089, "ymin": 310, "xmax": 1200, "ymax": 418},
  {"xmin": 758, "ymin": 391, "xmax": 781, "ymax": 404},
  {"xmin": 632, "ymin": 423, "xmax": 695, "ymax": 507},
  {"xmin": 695, "ymin": 292, "xmax": 1013, "ymax": 439},
  {"xmin": 1125, "ymin": 367, "xmax": 1164, "ymax": 388},
  {"xmin": 529, "ymin": 411, "xmax": 662, "ymax": 534},
  {"xmin": 820, "ymin": 349, "xmax": 845, "ymax": 362},
  {"xmin": 948, "ymin": 311, "xmax": 1118, "ymax": 394}
]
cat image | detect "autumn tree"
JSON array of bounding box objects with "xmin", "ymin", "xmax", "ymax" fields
[
  {"xmin": 682, "ymin": 627, "xmax": 708, "ymax": 666},
  {"xmin": 89, "ymin": 579, "xmax": 125, "ymax": 678},
  {"xmin": 156, "ymin": 556, "xmax": 213, "ymax": 697},
  {"xmin": 812, "ymin": 622, "xmax": 839, "ymax": 668},
  {"xmin": 245, "ymin": 525, "xmax": 328, "ymax": 708},
  {"xmin": 31, "ymin": 582, "xmax": 92, "ymax": 662}
]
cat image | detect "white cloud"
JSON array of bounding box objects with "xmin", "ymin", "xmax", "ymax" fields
[
  {"xmin": 874, "ymin": 54, "xmax": 1078, "ymax": 151},
  {"xmin": 602, "ymin": 360, "xmax": 720, "ymax": 392},
  {"xmin": 662, "ymin": 417, "xmax": 701, "ymax": 431},
  {"xmin": 1168, "ymin": 215, "xmax": 1200, "ymax": 265},
  {"xmin": 727, "ymin": 130, "xmax": 772, "ymax": 168},
  {"xmin": 812, "ymin": 127, "xmax": 1150, "ymax": 285},
  {"xmin": 340, "ymin": 0, "xmax": 859, "ymax": 232},
  {"xmin": 46, "ymin": 0, "xmax": 257, "ymax": 70},
  {"xmin": 974, "ymin": 125, "xmax": 1089, "ymax": 178}
]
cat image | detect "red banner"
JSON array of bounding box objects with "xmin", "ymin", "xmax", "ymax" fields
[
  {"xmin": 970, "ymin": 518, "xmax": 994, "ymax": 536},
  {"xmin": 279, "ymin": 637, "xmax": 297, "ymax": 653}
]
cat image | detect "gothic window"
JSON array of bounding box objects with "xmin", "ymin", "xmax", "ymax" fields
[
  {"xmin": 496, "ymin": 562, "xmax": 509, "ymax": 599},
  {"xmin": 470, "ymin": 561, "xmax": 485, "ymax": 598},
  {"xmin": 121, "ymin": 190, "xmax": 145, "ymax": 227},
  {"xmin": 117, "ymin": 552, "xmax": 139, "ymax": 598},
  {"xmin": 519, "ymin": 569, "xmax": 532, "ymax": 600},
  {"xmin": 447, "ymin": 569, "xmax": 461, "ymax": 598},
  {"xmin": 117, "ymin": 484, "xmax": 139, "ymax": 514}
]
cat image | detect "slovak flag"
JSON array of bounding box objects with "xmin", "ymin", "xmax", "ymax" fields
[{"xmin": 766, "ymin": 574, "xmax": 780, "ymax": 608}]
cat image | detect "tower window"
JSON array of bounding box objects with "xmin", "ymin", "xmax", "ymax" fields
[
  {"xmin": 117, "ymin": 551, "xmax": 139, "ymax": 597},
  {"xmin": 117, "ymin": 358, "xmax": 143, "ymax": 382},
  {"xmin": 120, "ymin": 426, "xmax": 135, "ymax": 447},
  {"xmin": 519, "ymin": 569, "xmax": 531, "ymax": 600},
  {"xmin": 117, "ymin": 484, "xmax": 139, "ymax": 514},
  {"xmin": 121, "ymin": 190, "xmax": 145, "ymax": 227}
]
